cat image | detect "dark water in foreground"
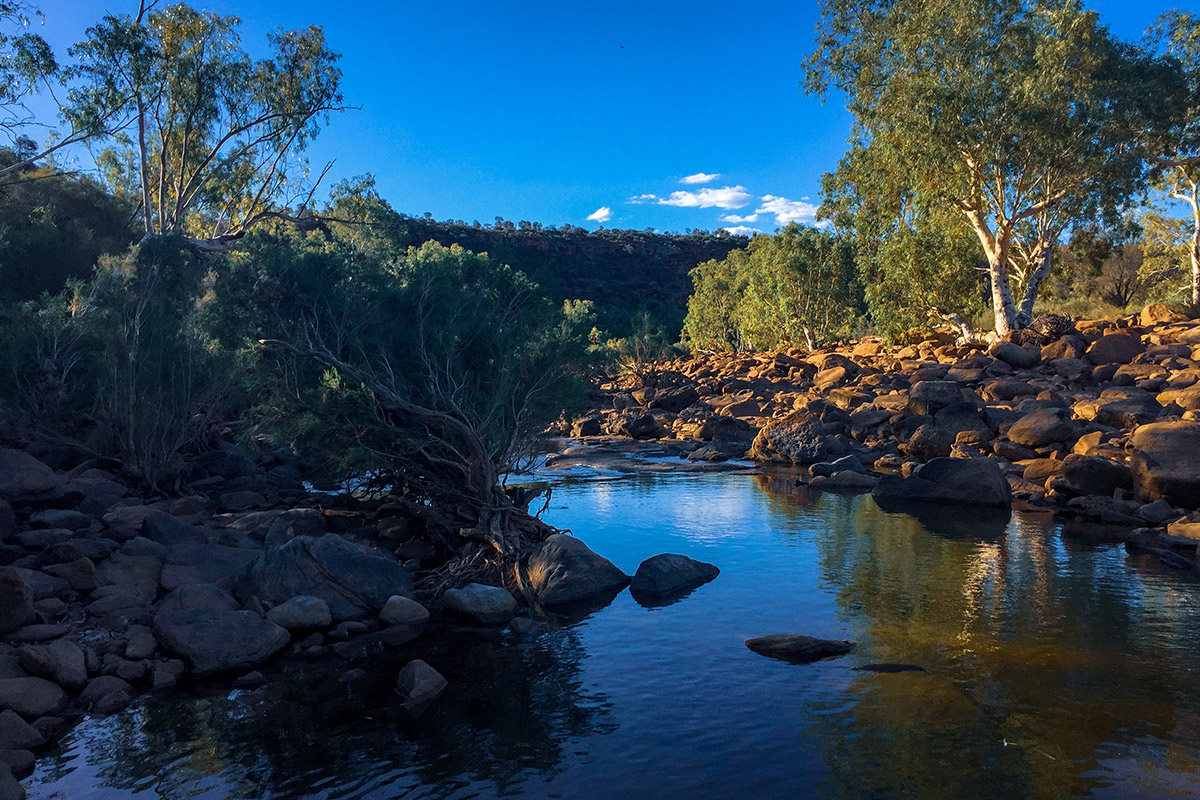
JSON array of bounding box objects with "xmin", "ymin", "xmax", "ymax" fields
[{"xmin": 28, "ymin": 473, "xmax": 1200, "ymax": 800}]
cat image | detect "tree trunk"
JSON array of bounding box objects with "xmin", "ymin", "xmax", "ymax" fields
[
  {"xmin": 1191, "ymin": 213, "xmax": 1200, "ymax": 308},
  {"xmin": 1017, "ymin": 243, "xmax": 1052, "ymax": 328},
  {"xmin": 987, "ymin": 253, "xmax": 1019, "ymax": 337}
]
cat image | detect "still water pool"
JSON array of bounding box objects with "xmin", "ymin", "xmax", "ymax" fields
[{"xmin": 28, "ymin": 472, "xmax": 1200, "ymax": 799}]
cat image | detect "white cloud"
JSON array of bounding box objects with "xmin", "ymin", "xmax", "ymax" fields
[
  {"xmin": 756, "ymin": 195, "xmax": 819, "ymax": 226},
  {"xmin": 659, "ymin": 185, "xmax": 753, "ymax": 210},
  {"xmin": 722, "ymin": 226, "xmax": 761, "ymax": 237},
  {"xmin": 586, "ymin": 206, "xmax": 612, "ymax": 223},
  {"xmin": 721, "ymin": 212, "xmax": 759, "ymax": 223},
  {"xmin": 629, "ymin": 193, "xmax": 658, "ymax": 204},
  {"xmin": 681, "ymin": 172, "xmax": 720, "ymax": 185}
]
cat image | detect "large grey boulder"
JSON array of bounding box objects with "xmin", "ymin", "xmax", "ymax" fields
[
  {"xmin": 234, "ymin": 535, "xmax": 413, "ymax": 622},
  {"xmin": 745, "ymin": 634, "xmax": 854, "ymax": 665},
  {"xmin": 266, "ymin": 595, "xmax": 332, "ymax": 630},
  {"xmin": 0, "ymin": 449, "xmax": 60, "ymax": 501},
  {"xmin": 630, "ymin": 554, "xmax": 719, "ymax": 601},
  {"xmin": 160, "ymin": 543, "xmax": 257, "ymax": 591},
  {"xmin": 523, "ymin": 534, "xmax": 629, "ymax": 609},
  {"xmin": 154, "ymin": 608, "xmax": 289, "ymax": 677},
  {"xmin": 1131, "ymin": 421, "xmax": 1200, "ymax": 508},
  {"xmin": 0, "ymin": 677, "xmax": 65, "ymax": 719},
  {"xmin": 378, "ymin": 595, "xmax": 429, "ymax": 646},
  {"xmin": 0, "ymin": 570, "xmax": 34, "ymax": 635},
  {"xmin": 872, "ymin": 457, "xmax": 1012, "ymax": 509},
  {"xmin": 1048, "ymin": 454, "xmax": 1133, "ymax": 498},
  {"xmin": 0, "ymin": 762, "xmax": 22, "ymax": 800},
  {"xmin": 395, "ymin": 659, "xmax": 447, "ymax": 714},
  {"xmin": 157, "ymin": 583, "xmax": 240, "ymax": 615},
  {"xmin": 442, "ymin": 583, "xmax": 516, "ymax": 626},
  {"xmin": 0, "ymin": 710, "xmax": 42, "ymax": 751}
]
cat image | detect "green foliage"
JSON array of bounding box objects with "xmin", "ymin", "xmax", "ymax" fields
[
  {"xmin": 807, "ymin": 0, "xmax": 1180, "ymax": 333},
  {"xmin": 682, "ymin": 224, "xmax": 861, "ymax": 353},
  {"xmin": 0, "ymin": 148, "xmax": 137, "ymax": 299},
  {"xmin": 604, "ymin": 310, "xmax": 682, "ymax": 381},
  {"xmin": 212, "ymin": 220, "xmax": 593, "ymax": 494},
  {"xmin": 66, "ymin": 2, "xmax": 345, "ymax": 246},
  {"xmin": 859, "ymin": 222, "xmax": 987, "ymax": 341}
]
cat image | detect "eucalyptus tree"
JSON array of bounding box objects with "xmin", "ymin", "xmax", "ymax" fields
[
  {"xmin": 806, "ymin": 0, "xmax": 1175, "ymax": 335},
  {"xmin": 1147, "ymin": 11, "xmax": 1200, "ymax": 305},
  {"xmin": 66, "ymin": 1, "xmax": 346, "ymax": 252}
]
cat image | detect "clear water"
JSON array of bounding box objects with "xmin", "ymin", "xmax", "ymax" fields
[{"xmin": 27, "ymin": 472, "xmax": 1200, "ymax": 800}]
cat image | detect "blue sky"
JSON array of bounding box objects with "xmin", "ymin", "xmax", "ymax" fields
[{"xmin": 32, "ymin": 0, "xmax": 1188, "ymax": 235}]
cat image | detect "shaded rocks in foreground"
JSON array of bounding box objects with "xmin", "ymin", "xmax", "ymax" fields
[
  {"xmin": 522, "ymin": 534, "xmax": 630, "ymax": 609},
  {"xmin": 154, "ymin": 602, "xmax": 290, "ymax": 677},
  {"xmin": 395, "ymin": 659, "xmax": 447, "ymax": 715},
  {"xmin": 745, "ymin": 634, "xmax": 855, "ymax": 665},
  {"xmin": 629, "ymin": 554, "xmax": 719, "ymax": 604},
  {"xmin": 872, "ymin": 457, "xmax": 1012, "ymax": 509}
]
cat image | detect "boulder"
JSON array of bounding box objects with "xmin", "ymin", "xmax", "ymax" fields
[
  {"xmin": 395, "ymin": 659, "xmax": 447, "ymax": 713},
  {"xmin": 1141, "ymin": 303, "xmax": 1181, "ymax": 326},
  {"xmin": 0, "ymin": 711, "xmax": 42, "ymax": 752},
  {"xmin": 745, "ymin": 634, "xmax": 854, "ymax": 665},
  {"xmin": 990, "ymin": 341, "xmax": 1038, "ymax": 368},
  {"xmin": 0, "ymin": 449, "xmax": 60, "ymax": 501},
  {"xmin": 442, "ymin": 583, "xmax": 516, "ymax": 626},
  {"xmin": 1086, "ymin": 331, "xmax": 1145, "ymax": 365},
  {"xmin": 154, "ymin": 608, "xmax": 289, "ymax": 677},
  {"xmin": 379, "ymin": 595, "xmax": 430, "ymax": 630},
  {"xmin": 0, "ymin": 762, "xmax": 21, "ymax": 800},
  {"xmin": 0, "ymin": 677, "xmax": 65, "ymax": 719},
  {"xmin": 0, "ymin": 570, "xmax": 34, "ymax": 635},
  {"xmin": 16, "ymin": 640, "xmax": 87, "ymax": 691},
  {"xmin": 629, "ymin": 554, "xmax": 719, "ymax": 601},
  {"xmin": 523, "ymin": 534, "xmax": 630, "ymax": 608},
  {"xmin": 266, "ymin": 595, "xmax": 332, "ymax": 630},
  {"xmin": 234, "ymin": 534, "xmax": 413, "ymax": 622},
  {"xmin": 900, "ymin": 424, "xmax": 955, "ymax": 461},
  {"xmin": 160, "ymin": 543, "xmax": 257, "ymax": 591},
  {"xmin": 1049, "ymin": 454, "xmax": 1133, "ymax": 498},
  {"xmin": 748, "ymin": 410, "xmax": 827, "ymax": 464},
  {"xmin": 872, "ymin": 457, "xmax": 1012, "ymax": 509},
  {"xmin": 141, "ymin": 511, "xmax": 207, "ymax": 547},
  {"xmin": 907, "ymin": 381, "xmax": 964, "ymax": 416},
  {"xmin": 1007, "ymin": 408, "xmax": 1074, "ymax": 449},
  {"xmin": 78, "ymin": 676, "xmax": 132, "ymax": 712},
  {"xmin": 1130, "ymin": 421, "xmax": 1200, "ymax": 508},
  {"xmin": 157, "ymin": 583, "xmax": 240, "ymax": 615},
  {"xmin": 28, "ymin": 509, "xmax": 91, "ymax": 532}
]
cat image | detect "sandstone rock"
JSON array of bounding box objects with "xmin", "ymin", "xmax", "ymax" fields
[
  {"xmin": 872, "ymin": 457, "xmax": 1012, "ymax": 509},
  {"xmin": 0, "ymin": 570, "xmax": 33, "ymax": 635},
  {"xmin": 748, "ymin": 410, "xmax": 827, "ymax": 464},
  {"xmin": 1007, "ymin": 408, "xmax": 1073, "ymax": 449},
  {"xmin": 0, "ymin": 711, "xmax": 41, "ymax": 752},
  {"xmin": 154, "ymin": 608, "xmax": 289, "ymax": 677},
  {"xmin": 629, "ymin": 553, "xmax": 719, "ymax": 601},
  {"xmin": 160, "ymin": 543, "xmax": 257, "ymax": 591},
  {"xmin": 395, "ymin": 659, "xmax": 447, "ymax": 713},
  {"xmin": 0, "ymin": 449, "xmax": 60, "ymax": 501},
  {"xmin": 157, "ymin": 583, "xmax": 240, "ymax": 615},
  {"xmin": 907, "ymin": 381, "xmax": 964, "ymax": 416},
  {"xmin": 1140, "ymin": 303, "xmax": 1181, "ymax": 327},
  {"xmin": 28, "ymin": 509, "xmax": 90, "ymax": 531},
  {"xmin": 990, "ymin": 341, "xmax": 1038, "ymax": 368},
  {"xmin": 443, "ymin": 583, "xmax": 517, "ymax": 626},
  {"xmin": 745, "ymin": 634, "xmax": 854, "ymax": 665},
  {"xmin": 0, "ymin": 677, "xmax": 64, "ymax": 719},
  {"xmin": 266, "ymin": 595, "xmax": 332, "ymax": 630},
  {"xmin": 901, "ymin": 424, "xmax": 954, "ymax": 461},
  {"xmin": 1086, "ymin": 331, "xmax": 1145, "ymax": 365},
  {"xmin": 16, "ymin": 640, "xmax": 86, "ymax": 691},
  {"xmin": 1130, "ymin": 421, "xmax": 1200, "ymax": 508},
  {"xmin": 523, "ymin": 534, "xmax": 629, "ymax": 609},
  {"xmin": 571, "ymin": 416, "xmax": 603, "ymax": 437},
  {"xmin": 379, "ymin": 595, "xmax": 430, "ymax": 629},
  {"xmin": 1049, "ymin": 454, "xmax": 1133, "ymax": 498},
  {"xmin": 234, "ymin": 534, "xmax": 413, "ymax": 622}
]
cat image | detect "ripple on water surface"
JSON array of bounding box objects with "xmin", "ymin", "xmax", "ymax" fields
[{"xmin": 27, "ymin": 472, "xmax": 1200, "ymax": 800}]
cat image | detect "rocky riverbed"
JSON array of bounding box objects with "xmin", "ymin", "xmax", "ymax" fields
[
  {"xmin": 0, "ymin": 425, "xmax": 729, "ymax": 800},
  {"xmin": 569, "ymin": 304, "xmax": 1200, "ymax": 568}
]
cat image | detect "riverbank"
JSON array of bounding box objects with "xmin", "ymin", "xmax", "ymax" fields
[{"xmin": 570, "ymin": 305, "xmax": 1200, "ymax": 565}]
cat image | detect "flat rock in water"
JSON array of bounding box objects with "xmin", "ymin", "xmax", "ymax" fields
[
  {"xmin": 745, "ymin": 634, "xmax": 854, "ymax": 665},
  {"xmin": 234, "ymin": 534, "xmax": 413, "ymax": 622},
  {"xmin": 629, "ymin": 554, "xmax": 719, "ymax": 601}
]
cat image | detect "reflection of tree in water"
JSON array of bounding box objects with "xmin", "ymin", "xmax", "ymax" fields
[
  {"xmin": 47, "ymin": 625, "xmax": 613, "ymax": 799},
  {"xmin": 793, "ymin": 496, "xmax": 1200, "ymax": 799}
]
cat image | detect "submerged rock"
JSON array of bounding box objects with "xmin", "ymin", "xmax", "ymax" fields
[
  {"xmin": 745, "ymin": 634, "xmax": 854, "ymax": 665},
  {"xmin": 443, "ymin": 583, "xmax": 516, "ymax": 626},
  {"xmin": 396, "ymin": 659, "xmax": 447, "ymax": 714},
  {"xmin": 629, "ymin": 554, "xmax": 719, "ymax": 601},
  {"xmin": 234, "ymin": 534, "xmax": 413, "ymax": 622},
  {"xmin": 523, "ymin": 534, "xmax": 629, "ymax": 609}
]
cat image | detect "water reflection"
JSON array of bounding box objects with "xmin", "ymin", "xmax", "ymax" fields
[{"xmin": 29, "ymin": 473, "xmax": 1200, "ymax": 800}]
